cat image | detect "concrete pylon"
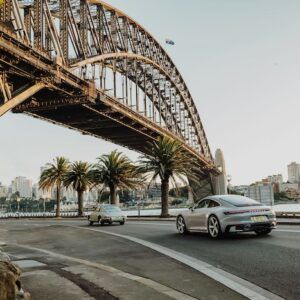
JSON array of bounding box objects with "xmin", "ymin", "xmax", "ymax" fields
[{"xmin": 213, "ymin": 149, "xmax": 228, "ymax": 195}]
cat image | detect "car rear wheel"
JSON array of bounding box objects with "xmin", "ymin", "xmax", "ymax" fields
[
  {"xmin": 87, "ymin": 216, "xmax": 93, "ymax": 226},
  {"xmin": 98, "ymin": 216, "xmax": 104, "ymax": 226},
  {"xmin": 208, "ymin": 215, "xmax": 222, "ymax": 238},
  {"xmin": 176, "ymin": 215, "xmax": 188, "ymax": 234},
  {"xmin": 255, "ymin": 229, "xmax": 271, "ymax": 236},
  {"xmin": 119, "ymin": 220, "xmax": 125, "ymax": 225}
]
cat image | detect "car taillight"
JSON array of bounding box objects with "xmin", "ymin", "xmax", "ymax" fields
[
  {"xmin": 224, "ymin": 210, "xmax": 249, "ymax": 215},
  {"xmin": 224, "ymin": 208, "xmax": 271, "ymax": 215}
]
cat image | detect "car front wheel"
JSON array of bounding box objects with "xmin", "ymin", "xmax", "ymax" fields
[
  {"xmin": 208, "ymin": 215, "xmax": 222, "ymax": 238},
  {"xmin": 176, "ymin": 215, "xmax": 188, "ymax": 234}
]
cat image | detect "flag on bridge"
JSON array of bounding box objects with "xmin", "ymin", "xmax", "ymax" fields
[{"xmin": 165, "ymin": 39, "xmax": 175, "ymax": 45}]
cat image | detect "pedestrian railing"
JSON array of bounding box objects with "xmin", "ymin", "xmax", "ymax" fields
[{"xmin": 0, "ymin": 212, "xmax": 89, "ymax": 218}]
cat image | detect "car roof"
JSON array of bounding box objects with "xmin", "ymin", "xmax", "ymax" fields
[{"xmin": 205, "ymin": 195, "xmax": 260, "ymax": 205}]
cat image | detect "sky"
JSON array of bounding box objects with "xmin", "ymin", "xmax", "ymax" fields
[{"xmin": 1, "ymin": 0, "xmax": 299, "ymax": 186}]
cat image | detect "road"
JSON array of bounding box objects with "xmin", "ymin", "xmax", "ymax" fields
[
  {"xmin": 1, "ymin": 219, "xmax": 299, "ymax": 299},
  {"xmin": 85, "ymin": 220, "xmax": 300, "ymax": 300}
]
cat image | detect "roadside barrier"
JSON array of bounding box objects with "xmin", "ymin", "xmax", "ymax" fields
[{"xmin": 0, "ymin": 212, "xmax": 89, "ymax": 219}]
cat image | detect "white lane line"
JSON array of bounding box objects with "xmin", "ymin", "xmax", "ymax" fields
[
  {"xmin": 129, "ymin": 222, "xmax": 300, "ymax": 233},
  {"xmin": 9, "ymin": 242, "xmax": 197, "ymax": 300},
  {"xmin": 276, "ymin": 229, "xmax": 300, "ymax": 233},
  {"xmin": 127, "ymin": 221, "xmax": 174, "ymax": 226},
  {"xmin": 71, "ymin": 225, "xmax": 283, "ymax": 300}
]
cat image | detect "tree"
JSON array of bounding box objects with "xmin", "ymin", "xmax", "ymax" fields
[
  {"xmin": 65, "ymin": 161, "xmax": 93, "ymax": 217},
  {"xmin": 39, "ymin": 157, "xmax": 70, "ymax": 217},
  {"xmin": 92, "ymin": 150, "xmax": 143, "ymax": 205},
  {"xmin": 139, "ymin": 137, "xmax": 197, "ymax": 218}
]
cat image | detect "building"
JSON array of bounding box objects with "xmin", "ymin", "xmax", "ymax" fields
[
  {"xmin": 0, "ymin": 183, "xmax": 8, "ymax": 198},
  {"xmin": 247, "ymin": 183, "xmax": 274, "ymax": 206},
  {"xmin": 11, "ymin": 176, "xmax": 32, "ymax": 198},
  {"xmin": 279, "ymin": 182, "xmax": 300, "ymax": 200},
  {"xmin": 231, "ymin": 185, "xmax": 249, "ymax": 196},
  {"xmin": 148, "ymin": 182, "xmax": 161, "ymax": 198},
  {"xmin": 267, "ymin": 174, "xmax": 283, "ymax": 185},
  {"xmin": 287, "ymin": 162, "xmax": 300, "ymax": 183},
  {"xmin": 214, "ymin": 149, "xmax": 228, "ymax": 195},
  {"xmin": 263, "ymin": 174, "xmax": 283, "ymax": 193}
]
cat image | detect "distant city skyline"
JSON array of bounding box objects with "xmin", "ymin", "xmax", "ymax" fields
[{"xmin": 1, "ymin": 0, "xmax": 299, "ymax": 185}]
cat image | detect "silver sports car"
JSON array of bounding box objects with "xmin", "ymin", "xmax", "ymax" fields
[{"xmin": 176, "ymin": 195, "xmax": 277, "ymax": 238}]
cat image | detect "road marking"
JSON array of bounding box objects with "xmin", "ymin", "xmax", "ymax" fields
[
  {"xmin": 128, "ymin": 222, "xmax": 300, "ymax": 233},
  {"xmin": 276, "ymin": 229, "xmax": 300, "ymax": 233},
  {"xmin": 8, "ymin": 242, "xmax": 197, "ymax": 300},
  {"xmin": 72, "ymin": 225, "xmax": 283, "ymax": 300},
  {"xmin": 128, "ymin": 221, "xmax": 174, "ymax": 226}
]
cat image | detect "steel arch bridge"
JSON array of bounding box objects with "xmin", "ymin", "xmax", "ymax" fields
[{"xmin": 0, "ymin": 0, "xmax": 219, "ymax": 197}]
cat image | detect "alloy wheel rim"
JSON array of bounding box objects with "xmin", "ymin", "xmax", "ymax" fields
[
  {"xmin": 177, "ymin": 217, "xmax": 185, "ymax": 233},
  {"xmin": 208, "ymin": 217, "xmax": 219, "ymax": 237}
]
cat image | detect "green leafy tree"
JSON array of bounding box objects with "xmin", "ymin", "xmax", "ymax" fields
[
  {"xmin": 92, "ymin": 150, "xmax": 143, "ymax": 205},
  {"xmin": 139, "ymin": 137, "xmax": 197, "ymax": 218},
  {"xmin": 39, "ymin": 157, "xmax": 70, "ymax": 217},
  {"xmin": 65, "ymin": 161, "xmax": 93, "ymax": 216}
]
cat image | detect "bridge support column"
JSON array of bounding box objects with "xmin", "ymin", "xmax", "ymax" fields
[
  {"xmin": 0, "ymin": 82, "xmax": 45, "ymax": 117},
  {"xmin": 188, "ymin": 174, "xmax": 214, "ymax": 202}
]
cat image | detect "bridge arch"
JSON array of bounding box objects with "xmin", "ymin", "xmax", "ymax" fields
[{"xmin": 0, "ymin": 0, "xmax": 219, "ymax": 197}]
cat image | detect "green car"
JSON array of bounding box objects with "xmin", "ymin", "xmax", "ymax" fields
[{"xmin": 88, "ymin": 204, "xmax": 126, "ymax": 226}]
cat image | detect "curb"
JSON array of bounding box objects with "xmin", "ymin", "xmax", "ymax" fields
[{"xmin": 1, "ymin": 216, "xmax": 300, "ymax": 225}]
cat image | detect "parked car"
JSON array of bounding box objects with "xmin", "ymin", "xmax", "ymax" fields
[
  {"xmin": 88, "ymin": 204, "xmax": 126, "ymax": 226},
  {"xmin": 176, "ymin": 195, "xmax": 277, "ymax": 238}
]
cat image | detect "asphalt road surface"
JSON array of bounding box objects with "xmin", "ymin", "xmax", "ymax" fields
[
  {"xmin": 99, "ymin": 221, "xmax": 300, "ymax": 300},
  {"xmin": 1, "ymin": 219, "xmax": 299, "ymax": 299}
]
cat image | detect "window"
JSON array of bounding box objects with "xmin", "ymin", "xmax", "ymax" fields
[
  {"xmin": 221, "ymin": 195, "xmax": 262, "ymax": 207},
  {"xmin": 208, "ymin": 200, "xmax": 220, "ymax": 208},
  {"xmin": 195, "ymin": 199, "xmax": 209, "ymax": 209}
]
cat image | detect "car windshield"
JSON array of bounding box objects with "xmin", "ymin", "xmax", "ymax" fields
[
  {"xmin": 220, "ymin": 195, "xmax": 263, "ymax": 207},
  {"xmin": 102, "ymin": 205, "xmax": 122, "ymax": 213}
]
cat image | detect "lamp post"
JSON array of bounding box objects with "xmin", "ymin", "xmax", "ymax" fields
[{"xmin": 216, "ymin": 166, "xmax": 223, "ymax": 195}]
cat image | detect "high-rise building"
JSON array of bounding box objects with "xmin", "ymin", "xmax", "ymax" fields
[
  {"xmin": 287, "ymin": 162, "xmax": 300, "ymax": 183},
  {"xmin": 0, "ymin": 183, "xmax": 8, "ymax": 198},
  {"xmin": 214, "ymin": 149, "xmax": 228, "ymax": 195},
  {"xmin": 11, "ymin": 176, "xmax": 32, "ymax": 198},
  {"xmin": 247, "ymin": 183, "xmax": 274, "ymax": 206},
  {"xmin": 267, "ymin": 174, "xmax": 283, "ymax": 184}
]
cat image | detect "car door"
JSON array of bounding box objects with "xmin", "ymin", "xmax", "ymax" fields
[{"xmin": 188, "ymin": 199, "xmax": 210, "ymax": 231}]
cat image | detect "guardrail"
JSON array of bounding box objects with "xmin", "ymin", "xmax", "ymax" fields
[
  {"xmin": 0, "ymin": 212, "xmax": 89, "ymax": 218},
  {"xmin": 276, "ymin": 212, "xmax": 300, "ymax": 218}
]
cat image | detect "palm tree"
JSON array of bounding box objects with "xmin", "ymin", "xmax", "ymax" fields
[
  {"xmin": 139, "ymin": 137, "xmax": 197, "ymax": 218},
  {"xmin": 65, "ymin": 161, "xmax": 93, "ymax": 217},
  {"xmin": 93, "ymin": 150, "xmax": 143, "ymax": 205},
  {"xmin": 39, "ymin": 157, "xmax": 70, "ymax": 217}
]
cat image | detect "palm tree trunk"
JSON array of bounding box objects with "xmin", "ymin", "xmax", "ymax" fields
[
  {"xmin": 110, "ymin": 184, "xmax": 118, "ymax": 205},
  {"xmin": 161, "ymin": 178, "xmax": 169, "ymax": 218},
  {"xmin": 77, "ymin": 190, "xmax": 84, "ymax": 217},
  {"xmin": 56, "ymin": 186, "xmax": 61, "ymax": 217}
]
